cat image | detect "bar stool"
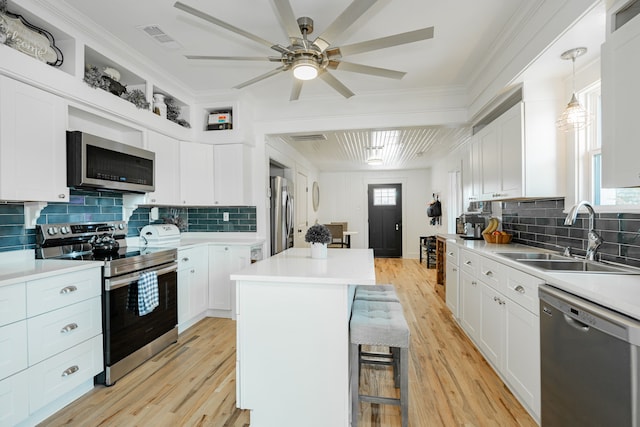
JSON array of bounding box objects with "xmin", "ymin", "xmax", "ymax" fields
[
  {"xmin": 350, "ymin": 298, "xmax": 410, "ymax": 427},
  {"xmin": 354, "ymin": 284, "xmax": 400, "ymax": 302}
]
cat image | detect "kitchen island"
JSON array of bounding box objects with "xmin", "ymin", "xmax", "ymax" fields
[{"xmin": 231, "ymin": 247, "xmax": 376, "ymax": 427}]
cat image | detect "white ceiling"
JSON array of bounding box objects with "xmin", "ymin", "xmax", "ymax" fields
[{"xmin": 55, "ymin": 0, "xmax": 605, "ymax": 171}]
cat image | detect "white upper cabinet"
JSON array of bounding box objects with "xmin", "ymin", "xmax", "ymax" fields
[
  {"xmin": 0, "ymin": 76, "xmax": 69, "ymax": 202},
  {"xmin": 213, "ymin": 144, "xmax": 252, "ymax": 205},
  {"xmin": 602, "ymin": 2, "xmax": 640, "ymax": 187},
  {"xmin": 145, "ymin": 131, "xmax": 180, "ymax": 205},
  {"xmin": 465, "ymin": 90, "xmax": 564, "ymax": 203},
  {"xmin": 180, "ymin": 141, "xmax": 215, "ymax": 206},
  {"xmin": 477, "ymin": 103, "xmax": 523, "ymax": 200}
]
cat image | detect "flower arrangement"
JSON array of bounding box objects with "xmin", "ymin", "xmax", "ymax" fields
[
  {"xmin": 304, "ymin": 223, "xmax": 332, "ymax": 244},
  {"xmin": 121, "ymin": 88, "xmax": 150, "ymax": 110},
  {"xmin": 162, "ymin": 208, "xmax": 187, "ymax": 231}
]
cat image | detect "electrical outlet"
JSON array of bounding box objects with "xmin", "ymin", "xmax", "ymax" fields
[{"xmin": 223, "ymin": 212, "xmax": 229, "ymax": 222}]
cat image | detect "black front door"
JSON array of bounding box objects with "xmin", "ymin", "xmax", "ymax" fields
[{"xmin": 368, "ymin": 183, "xmax": 402, "ymax": 257}]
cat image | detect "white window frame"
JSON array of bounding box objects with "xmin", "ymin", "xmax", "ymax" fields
[{"xmin": 572, "ymin": 81, "xmax": 640, "ymax": 212}]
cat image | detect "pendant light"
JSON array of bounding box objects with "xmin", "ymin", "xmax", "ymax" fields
[{"xmin": 556, "ymin": 47, "xmax": 589, "ymax": 132}]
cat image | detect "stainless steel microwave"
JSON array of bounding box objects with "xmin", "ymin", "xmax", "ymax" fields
[{"xmin": 66, "ymin": 131, "xmax": 155, "ymax": 193}]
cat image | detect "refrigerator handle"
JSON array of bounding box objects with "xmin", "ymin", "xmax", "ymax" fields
[{"xmin": 285, "ymin": 194, "xmax": 294, "ymax": 242}]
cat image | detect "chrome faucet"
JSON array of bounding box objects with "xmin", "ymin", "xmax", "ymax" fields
[{"xmin": 564, "ymin": 201, "xmax": 603, "ymax": 261}]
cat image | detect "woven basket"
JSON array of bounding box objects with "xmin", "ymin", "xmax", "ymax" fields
[{"xmin": 482, "ymin": 233, "xmax": 513, "ymax": 244}]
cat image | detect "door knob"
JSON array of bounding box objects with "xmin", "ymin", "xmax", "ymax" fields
[{"xmin": 395, "ymin": 224, "xmax": 399, "ymax": 231}]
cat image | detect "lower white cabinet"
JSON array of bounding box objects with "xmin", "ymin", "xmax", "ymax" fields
[
  {"xmin": 209, "ymin": 245, "xmax": 251, "ymax": 317},
  {"xmin": 479, "ymin": 282, "xmax": 504, "ymax": 368},
  {"xmin": 460, "ymin": 270, "xmax": 481, "ymax": 341},
  {"xmin": 177, "ymin": 246, "xmax": 209, "ymax": 331},
  {"xmin": 0, "ymin": 369, "xmax": 29, "ymax": 426},
  {"xmin": 0, "ymin": 266, "xmax": 103, "ymax": 426},
  {"xmin": 445, "ymin": 243, "xmax": 459, "ymax": 318},
  {"xmin": 455, "ymin": 249, "xmax": 541, "ymax": 422}
]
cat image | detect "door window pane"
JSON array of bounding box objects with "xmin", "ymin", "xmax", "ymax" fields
[{"xmin": 373, "ymin": 188, "xmax": 396, "ymax": 206}]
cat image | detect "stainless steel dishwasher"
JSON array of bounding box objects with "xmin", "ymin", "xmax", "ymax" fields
[{"xmin": 539, "ymin": 284, "xmax": 640, "ymax": 426}]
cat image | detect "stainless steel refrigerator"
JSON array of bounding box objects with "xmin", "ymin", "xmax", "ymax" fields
[{"xmin": 270, "ymin": 176, "xmax": 294, "ymax": 255}]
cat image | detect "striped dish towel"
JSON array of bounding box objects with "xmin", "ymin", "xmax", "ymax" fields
[{"xmin": 137, "ymin": 271, "xmax": 159, "ymax": 316}]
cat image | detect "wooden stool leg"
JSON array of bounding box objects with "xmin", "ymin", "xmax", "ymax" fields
[
  {"xmin": 392, "ymin": 347, "xmax": 400, "ymax": 388},
  {"xmin": 400, "ymin": 347, "xmax": 409, "ymax": 427},
  {"xmin": 351, "ymin": 343, "xmax": 360, "ymax": 427}
]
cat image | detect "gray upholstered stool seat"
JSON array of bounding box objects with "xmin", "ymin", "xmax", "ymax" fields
[
  {"xmin": 354, "ymin": 284, "xmax": 400, "ymax": 302},
  {"xmin": 350, "ymin": 298, "xmax": 409, "ymax": 427}
]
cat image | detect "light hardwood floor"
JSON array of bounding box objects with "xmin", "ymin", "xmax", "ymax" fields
[{"xmin": 41, "ymin": 258, "xmax": 537, "ymax": 427}]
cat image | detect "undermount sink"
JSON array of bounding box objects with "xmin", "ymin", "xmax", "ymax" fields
[{"xmin": 496, "ymin": 252, "xmax": 570, "ymax": 261}]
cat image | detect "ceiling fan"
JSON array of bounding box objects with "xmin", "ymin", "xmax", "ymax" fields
[{"xmin": 174, "ymin": 0, "xmax": 434, "ymax": 100}]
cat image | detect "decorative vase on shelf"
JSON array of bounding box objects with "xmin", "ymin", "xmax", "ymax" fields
[
  {"xmin": 153, "ymin": 93, "xmax": 167, "ymax": 119},
  {"xmin": 310, "ymin": 242, "xmax": 328, "ymax": 259}
]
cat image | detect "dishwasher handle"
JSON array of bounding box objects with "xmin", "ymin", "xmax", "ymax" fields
[{"xmin": 564, "ymin": 314, "xmax": 590, "ymax": 332}]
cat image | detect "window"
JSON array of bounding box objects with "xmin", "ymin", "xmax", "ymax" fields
[
  {"xmin": 373, "ymin": 188, "xmax": 396, "ymax": 206},
  {"xmin": 575, "ymin": 82, "xmax": 640, "ymax": 207}
]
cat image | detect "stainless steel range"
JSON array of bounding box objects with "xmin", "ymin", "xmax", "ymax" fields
[{"xmin": 36, "ymin": 221, "xmax": 178, "ymax": 386}]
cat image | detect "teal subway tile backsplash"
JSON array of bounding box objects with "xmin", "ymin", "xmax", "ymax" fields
[{"xmin": 0, "ymin": 189, "xmax": 256, "ymax": 252}]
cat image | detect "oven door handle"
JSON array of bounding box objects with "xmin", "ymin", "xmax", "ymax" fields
[{"xmin": 104, "ymin": 263, "xmax": 177, "ymax": 290}]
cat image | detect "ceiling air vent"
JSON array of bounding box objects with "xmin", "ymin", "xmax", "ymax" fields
[
  {"xmin": 139, "ymin": 25, "xmax": 182, "ymax": 49},
  {"xmin": 288, "ymin": 134, "xmax": 327, "ymax": 142}
]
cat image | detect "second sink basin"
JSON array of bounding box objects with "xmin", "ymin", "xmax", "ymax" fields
[
  {"xmin": 496, "ymin": 252, "xmax": 571, "ymax": 261},
  {"xmin": 513, "ymin": 259, "xmax": 637, "ymax": 274}
]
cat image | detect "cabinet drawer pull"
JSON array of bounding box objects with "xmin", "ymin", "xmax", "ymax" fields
[
  {"xmin": 452, "ymin": 268, "xmax": 457, "ymax": 272},
  {"xmin": 464, "ymin": 260, "xmax": 472, "ymax": 265},
  {"xmin": 61, "ymin": 365, "xmax": 79, "ymax": 377},
  {"xmin": 182, "ymin": 257, "xmax": 190, "ymax": 262},
  {"xmin": 471, "ymin": 281, "xmax": 477, "ymax": 286},
  {"xmin": 447, "ymin": 252, "xmax": 454, "ymax": 256},
  {"xmin": 514, "ymin": 285, "xmax": 525, "ymax": 294},
  {"xmin": 483, "ymin": 270, "xmax": 493, "ymax": 277},
  {"xmin": 60, "ymin": 323, "xmax": 78, "ymax": 334},
  {"xmin": 59, "ymin": 285, "xmax": 78, "ymax": 294}
]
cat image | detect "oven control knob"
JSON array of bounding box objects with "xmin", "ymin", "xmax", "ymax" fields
[
  {"xmin": 60, "ymin": 226, "xmax": 69, "ymax": 234},
  {"xmin": 118, "ymin": 223, "xmax": 125, "ymax": 230},
  {"xmin": 47, "ymin": 227, "xmax": 58, "ymax": 235}
]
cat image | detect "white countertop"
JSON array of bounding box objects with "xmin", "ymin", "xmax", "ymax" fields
[
  {"xmin": 129, "ymin": 232, "xmax": 265, "ymax": 249},
  {"xmin": 231, "ymin": 247, "xmax": 376, "ymax": 285},
  {"xmin": 440, "ymin": 234, "xmax": 640, "ymax": 320},
  {"xmin": 0, "ymin": 250, "xmax": 103, "ymax": 287}
]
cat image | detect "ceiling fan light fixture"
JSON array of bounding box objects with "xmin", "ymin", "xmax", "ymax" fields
[{"xmin": 293, "ymin": 59, "xmax": 319, "ymax": 80}]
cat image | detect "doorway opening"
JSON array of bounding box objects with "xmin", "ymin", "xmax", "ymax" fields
[{"xmin": 368, "ymin": 183, "xmax": 402, "ymax": 257}]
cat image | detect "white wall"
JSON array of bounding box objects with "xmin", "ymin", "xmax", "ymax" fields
[{"xmin": 316, "ymin": 169, "xmax": 433, "ymax": 259}]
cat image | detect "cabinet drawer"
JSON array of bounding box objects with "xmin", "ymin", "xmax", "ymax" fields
[
  {"xmin": 28, "ymin": 334, "xmax": 103, "ymax": 413},
  {"xmin": 27, "ymin": 268, "xmax": 101, "ymax": 317},
  {"xmin": 446, "ymin": 242, "xmax": 459, "ymax": 265},
  {"xmin": 178, "ymin": 247, "xmax": 197, "ymax": 270},
  {"xmin": 459, "ymin": 249, "xmax": 478, "ymax": 275},
  {"xmin": 0, "ymin": 321, "xmax": 27, "ymax": 380},
  {"xmin": 0, "ymin": 282, "xmax": 26, "ymax": 327},
  {"xmin": 27, "ymin": 297, "xmax": 102, "ymax": 365},
  {"xmin": 504, "ymin": 266, "xmax": 543, "ymax": 314},
  {"xmin": 0, "ymin": 369, "xmax": 29, "ymax": 426},
  {"xmin": 478, "ymin": 256, "xmax": 502, "ymax": 291}
]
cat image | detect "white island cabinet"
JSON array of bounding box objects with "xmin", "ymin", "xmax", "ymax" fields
[{"xmin": 232, "ymin": 248, "xmax": 375, "ymax": 427}]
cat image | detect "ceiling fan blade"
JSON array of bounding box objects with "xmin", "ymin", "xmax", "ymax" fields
[
  {"xmin": 313, "ymin": 0, "xmax": 380, "ymax": 52},
  {"xmin": 234, "ymin": 66, "xmax": 285, "ymax": 89},
  {"xmin": 186, "ymin": 55, "xmax": 282, "ymax": 62},
  {"xmin": 327, "ymin": 27, "xmax": 434, "ymax": 58},
  {"xmin": 318, "ymin": 72, "xmax": 355, "ymax": 99},
  {"xmin": 290, "ymin": 79, "xmax": 303, "ymax": 101},
  {"xmin": 272, "ymin": 0, "xmax": 302, "ymax": 44},
  {"xmin": 174, "ymin": 1, "xmax": 291, "ymax": 54},
  {"xmin": 327, "ymin": 61, "xmax": 406, "ymax": 79}
]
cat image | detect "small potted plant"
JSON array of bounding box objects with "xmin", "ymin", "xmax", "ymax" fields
[{"xmin": 305, "ymin": 223, "xmax": 332, "ymax": 259}]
